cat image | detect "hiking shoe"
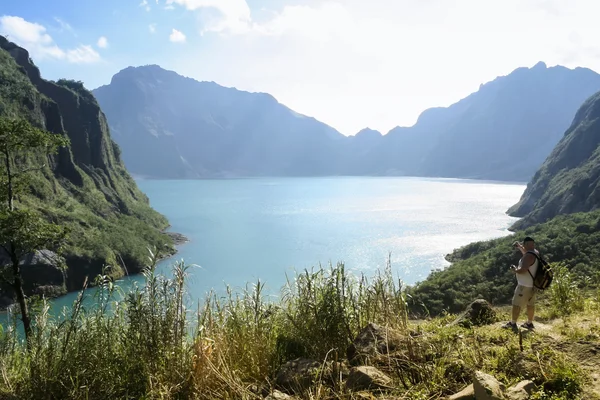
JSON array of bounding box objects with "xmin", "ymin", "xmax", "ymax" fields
[
  {"xmin": 501, "ymin": 321, "xmax": 517, "ymax": 330},
  {"xmin": 521, "ymin": 321, "xmax": 535, "ymax": 330}
]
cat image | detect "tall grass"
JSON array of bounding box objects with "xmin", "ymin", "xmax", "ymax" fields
[
  {"xmin": 0, "ymin": 252, "xmax": 410, "ymax": 399},
  {"xmin": 548, "ymin": 263, "xmax": 585, "ymax": 318},
  {"xmin": 0, "ymin": 253, "xmax": 587, "ymax": 399}
]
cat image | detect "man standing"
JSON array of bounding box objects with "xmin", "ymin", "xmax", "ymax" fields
[{"xmin": 502, "ymin": 236, "xmax": 539, "ymax": 330}]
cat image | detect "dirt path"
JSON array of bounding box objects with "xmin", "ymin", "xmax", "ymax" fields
[
  {"xmin": 489, "ymin": 320, "xmax": 600, "ymax": 399},
  {"xmin": 527, "ymin": 320, "xmax": 600, "ymax": 399}
]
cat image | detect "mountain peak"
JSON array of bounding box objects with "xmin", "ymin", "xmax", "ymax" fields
[
  {"xmin": 533, "ymin": 61, "xmax": 547, "ymax": 69},
  {"xmin": 355, "ymin": 128, "xmax": 383, "ymax": 137}
]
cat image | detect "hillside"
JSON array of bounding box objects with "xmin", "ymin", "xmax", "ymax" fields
[
  {"xmin": 92, "ymin": 65, "xmax": 346, "ymax": 178},
  {"xmin": 93, "ymin": 62, "xmax": 600, "ymax": 181},
  {"xmin": 508, "ymin": 90, "xmax": 600, "ymax": 228},
  {"xmin": 408, "ymin": 209, "xmax": 600, "ymax": 316},
  {"xmin": 0, "ymin": 36, "xmax": 174, "ymax": 306}
]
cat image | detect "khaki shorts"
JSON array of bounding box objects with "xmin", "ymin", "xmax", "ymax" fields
[{"xmin": 512, "ymin": 284, "xmax": 537, "ymax": 308}]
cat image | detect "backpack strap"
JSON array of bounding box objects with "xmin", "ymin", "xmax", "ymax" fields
[{"xmin": 524, "ymin": 251, "xmax": 539, "ymax": 281}]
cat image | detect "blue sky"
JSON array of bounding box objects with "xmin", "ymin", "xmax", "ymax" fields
[{"xmin": 2, "ymin": 0, "xmax": 600, "ymax": 134}]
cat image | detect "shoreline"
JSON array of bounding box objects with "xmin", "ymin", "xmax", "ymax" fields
[{"xmin": 0, "ymin": 231, "xmax": 190, "ymax": 313}]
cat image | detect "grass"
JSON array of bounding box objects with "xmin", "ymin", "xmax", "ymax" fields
[{"xmin": 0, "ymin": 252, "xmax": 596, "ymax": 400}]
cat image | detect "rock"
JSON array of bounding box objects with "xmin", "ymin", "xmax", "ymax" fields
[
  {"xmin": 345, "ymin": 366, "xmax": 393, "ymax": 391},
  {"xmin": 165, "ymin": 231, "xmax": 189, "ymax": 245},
  {"xmin": 275, "ymin": 358, "xmax": 321, "ymax": 394},
  {"xmin": 0, "ymin": 249, "xmax": 66, "ymax": 309},
  {"xmin": 505, "ymin": 380, "xmax": 536, "ymax": 400},
  {"xmin": 473, "ymin": 371, "xmax": 505, "ymax": 400},
  {"xmin": 448, "ymin": 383, "xmax": 475, "ymax": 400},
  {"xmin": 347, "ymin": 323, "xmax": 406, "ymax": 365},
  {"xmin": 451, "ymin": 299, "xmax": 497, "ymax": 328},
  {"xmin": 265, "ymin": 390, "xmax": 295, "ymax": 400}
]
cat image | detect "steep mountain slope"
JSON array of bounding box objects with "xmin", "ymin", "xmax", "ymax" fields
[
  {"xmin": 94, "ymin": 62, "xmax": 600, "ymax": 181},
  {"xmin": 371, "ymin": 62, "xmax": 600, "ymax": 181},
  {"xmin": 0, "ymin": 36, "xmax": 174, "ymax": 304},
  {"xmin": 508, "ymin": 90, "xmax": 600, "ymax": 228},
  {"xmin": 93, "ymin": 65, "xmax": 346, "ymax": 178}
]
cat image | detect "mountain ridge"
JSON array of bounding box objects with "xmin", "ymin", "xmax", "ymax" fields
[{"xmin": 92, "ymin": 61, "xmax": 600, "ymax": 181}]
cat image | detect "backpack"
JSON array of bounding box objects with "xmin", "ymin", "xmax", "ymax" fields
[{"xmin": 525, "ymin": 251, "xmax": 553, "ymax": 290}]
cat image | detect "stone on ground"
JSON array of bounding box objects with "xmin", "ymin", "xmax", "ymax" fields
[
  {"xmin": 265, "ymin": 390, "xmax": 295, "ymax": 400},
  {"xmin": 275, "ymin": 358, "xmax": 321, "ymax": 394},
  {"xmin": 505, "ymin": 380, "xmax": 536, "ymax": 400},
  {"xmin": 448, "ymin": 383, "xmax": 475, "ymax": 400},
  {"xmin": 450, "ymin": 299, "xmax": 497, "ymax": 328},
  {"xmin": 473, "ymin": 370, "xmax": 506, "ymax": 400},
  {"xmin": 347, "ymin": 323, "xmax": 406, "ymax": 365},
  {"xmin": 346, "ymin": 366, "xmax": 393, "ymax": 391}
]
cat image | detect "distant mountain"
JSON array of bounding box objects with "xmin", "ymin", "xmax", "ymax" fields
[
  {"xmin": 508, "ymin": 90, "xmax": 600, "ymax": 228},
  {"xmin": 368, "ymin": 62, "xmax": 600, "ymax": 181},
  {"xmin": 93, "ymin": 62, "xmax": 600, "ymax": 180},
  {"xmin": 92, "ymin": 66, "xmax": 345, "ymax": 178}
]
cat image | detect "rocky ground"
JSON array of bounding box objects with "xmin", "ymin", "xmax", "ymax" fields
[{"xmin": 252, "ymin": 300, "xmax": 600, "ymax": 399}]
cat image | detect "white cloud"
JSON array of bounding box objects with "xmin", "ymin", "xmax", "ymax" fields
[
  {"xmin": 53, "ymin": 17, "xmax": 75, "ymax": 35},
  {"xmin": 139, "ymin": 0, "xmax": 151, "ymax": 12},
  {"xmin": 97, "ymin": 36, "xmax": 108, "ymax": 48},
  {"xmin": 165, "ymin": 0, "xmax": 251, "ymax": 33},
  {"xmin": 169, "ymin": 28, "xmax": 186, "ymax": 43},
  {"xmin": 149, "ymin": 23, "xmax": 157, "ymax": 33},
  {"xmin": 0, "ymin": 15, "xmax": 101, "ymax": 64},
  {"xmin": 171, "ymin": 0, "xmax": 600, "ymax": 135},
  {"xmin": 0, "ymin": 15, "xmax": 65, "ymax": 59},
  {"xmin": 66, "ymin": 45, "xmax": 101, "ymax": 63}
]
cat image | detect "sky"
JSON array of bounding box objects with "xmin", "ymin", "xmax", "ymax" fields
[{"xmin": 1, "ymin": 0, "xmax": 600, "ymax": 135}]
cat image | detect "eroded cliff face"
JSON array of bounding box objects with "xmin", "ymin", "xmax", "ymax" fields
[
  {"xmin": 508, "ymin": 90, "xmax": 600, "ymax": 229},
  {"xmin": 0, "ymin": 36, "xmax": 174, "ymax": 305}
]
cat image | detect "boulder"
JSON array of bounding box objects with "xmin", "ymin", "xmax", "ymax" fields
[
  {"xmin": 347, "ymin": 323, "xmax": 406, "ymax": 366},
  {"xmin": 450, "ymin": 299, "xmax": 497, "ymax": 328},
  {"xmin": 473, "ymin": 371, "xmax": 505, "ymax": 400},
  {"xmin": 0, "ymin": 249, "xmax": 66, "ymax": 309},
  {"xmin": 448, "ymin": 384, "xmax": 475, "ymax": 400},
  {"xmin": 345, "ymin": 366, "xmax": 393, "ymax": 391},
  {"xmin": 505, "ymin": 380, "xmax": 536, "ymax": 400},
  {"xmin": 275, "ymin": 358, "xmax": 321, "ymax": 394}
]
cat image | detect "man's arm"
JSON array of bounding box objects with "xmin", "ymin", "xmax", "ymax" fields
[{"xmin": 515, "ymin": 253, "xmax": 535, "ymax": 274}]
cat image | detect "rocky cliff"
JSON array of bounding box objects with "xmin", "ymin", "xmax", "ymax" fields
[
  {"xmin": 508, "ymin": 90, "xmax": 600, "ymax": 228},
  {"xmin": 0, "ymin": 36, "xmax": 174, "ymax": 306}
]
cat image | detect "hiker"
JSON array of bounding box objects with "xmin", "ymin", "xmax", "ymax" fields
[{"xmin": 502, "ymin": 236, "xmax": 539, "ymax": 330}]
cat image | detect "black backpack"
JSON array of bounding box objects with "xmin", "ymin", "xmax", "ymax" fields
[{"xmin": 526, "ymin": 251, "xmax": 553, "ymax": 290}]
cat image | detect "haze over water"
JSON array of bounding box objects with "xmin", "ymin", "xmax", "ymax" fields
[{"xmin": 35, "ymin": 177, "xmax": 525, "ymax": 316}]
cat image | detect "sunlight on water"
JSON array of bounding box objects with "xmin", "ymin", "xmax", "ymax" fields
[{"xmin": 4, "ymin": 177, "xmax": 526, "ymax": 322}]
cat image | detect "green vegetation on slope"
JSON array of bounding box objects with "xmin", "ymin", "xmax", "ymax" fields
[
  {"xmin": 0, "ymin": 36, "xmax": 173, "ymax": 303},
  {"xmin": 0, "ymin": 259, "xmax": 597, "ymax": 399},
  {"xmin": 409, "ymin": 210, "xmax": 600, "ymax": 316},
  {"xmin": 508, "ymin": 89, "xmax": 600, "ymax": 228}
]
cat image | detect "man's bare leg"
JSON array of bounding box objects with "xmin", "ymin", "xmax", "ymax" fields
[
  {"xmin": 512, "ymin": 305, "xmax": 521, "ymax": 323},
  {"xmin": 526, "ymin": 305, "xmax": 535, "ymax": 323}
]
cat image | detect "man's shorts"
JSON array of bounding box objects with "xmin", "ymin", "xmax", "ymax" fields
[{"xmin": 512, "ymin": 284, "xmax": 537, "ymax": 308}]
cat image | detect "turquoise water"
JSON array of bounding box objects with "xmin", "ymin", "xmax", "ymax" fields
[{"xmin": 7, "ymin": 177, "xmax": 526, "ymax": 320}]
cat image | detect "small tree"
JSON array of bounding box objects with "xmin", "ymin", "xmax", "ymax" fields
[{"xmin": 0, "ymin": 117, "xmax": 69, "ymax": 345}]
